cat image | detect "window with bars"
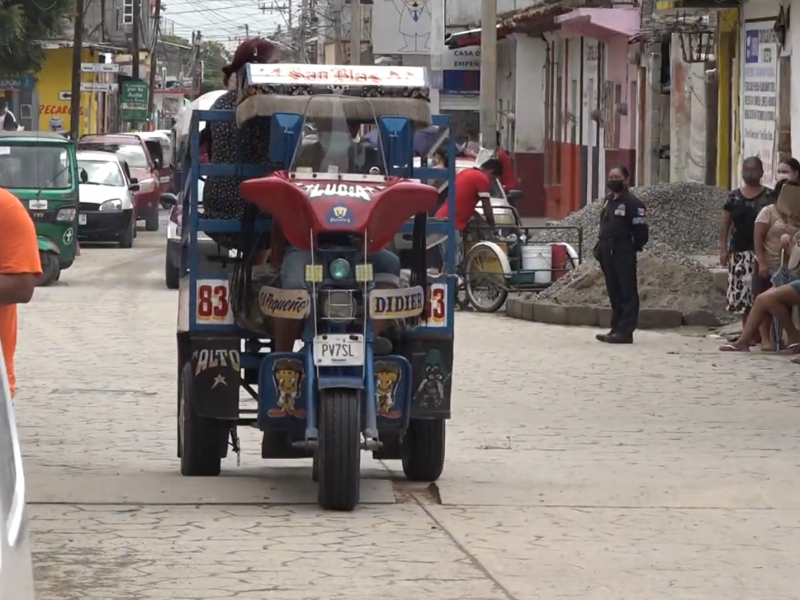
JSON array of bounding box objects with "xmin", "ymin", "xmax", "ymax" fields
[{"xmin": 123, "ymin": 0, "xmax": 134, "ymax": 25}]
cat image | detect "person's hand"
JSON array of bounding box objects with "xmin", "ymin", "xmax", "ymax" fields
[
  {"xmin": 759, "ymin": 261, "xmax": 770, "ymax": 278},
  {"xmin": 781, "ymin": 233, "xmax": 792, "ymax": 250},
  {"xmin": 719, "ymin": 249, "xmax": 729, "ymax": 267}
]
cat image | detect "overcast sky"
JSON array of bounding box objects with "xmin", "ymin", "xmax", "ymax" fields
[{"xmin": 162, "ymin": 0, "xmax": 292, "ymax": 47}]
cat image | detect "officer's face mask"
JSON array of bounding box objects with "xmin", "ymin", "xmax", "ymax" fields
[{"xmin": 607, "ymin": 179, "xmax": 625, "ymax": 194}]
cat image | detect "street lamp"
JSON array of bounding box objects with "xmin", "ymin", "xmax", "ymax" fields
[{"xmin": 678, "ymin": 27, "xmax": 715, "ymax": 63}]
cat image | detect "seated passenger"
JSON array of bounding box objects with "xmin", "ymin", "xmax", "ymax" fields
[{"xmin": 202, "ymin": 37, "xmax": 280, "ymax": 259}]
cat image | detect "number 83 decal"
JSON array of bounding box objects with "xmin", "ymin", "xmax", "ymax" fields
[
  {"xmin": 195, "ymin": 280, "xmax": 232, "ymax": 323},
  {"xmin": 425, "ymin": 284, "xmax": 447, "ymax": 326}
]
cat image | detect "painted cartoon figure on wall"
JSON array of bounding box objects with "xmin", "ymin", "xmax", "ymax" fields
[
  {"xmin": 386, "ymin": 0, "xmax": 432, "ymax": 52},
  {"xmin": 269, "ymin": 358, "xmax": 307, "ymax": 418},
  {"xmin": 414, "ymin": 349, "xmax": 447, "ymax": 408},
  {"xmin": 375, "ymin": 361, "xmax": 402, "ymax": 418}
]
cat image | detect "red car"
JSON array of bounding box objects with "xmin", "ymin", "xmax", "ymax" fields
[{"xmin": 78, "ymin": 133, "xmax": 163, "ymax": 231}]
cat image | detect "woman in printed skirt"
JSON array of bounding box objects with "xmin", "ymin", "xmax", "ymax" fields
[{"xmin": 719, "ymin": 157, "xmax": 775, "ymax": 331}]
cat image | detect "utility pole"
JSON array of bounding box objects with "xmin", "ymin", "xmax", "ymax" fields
[
  {"xmin": 332, "ymin": 0, "xmax": 344, "ymax": 63},
  {"xmin": 69, "ymin": 0, "xmax": 84, "ymax": 139},
  {"xmin": 132, "ymin": 0, "xmax": 141, "ymax": 81},
  {"xmin": 479, "ymin": 0, "xmax": 497, "ymax": 151},
  {"xmin": 349, "ymin": 0, "xmax": 361, "ymax": 65},
  {"xmin": 299, "ymin": 0, "xmax": 308, "ymax": 62},
  {"xmin": 147, "ymin": 0, "xmax": 162, "ymax": 120}
]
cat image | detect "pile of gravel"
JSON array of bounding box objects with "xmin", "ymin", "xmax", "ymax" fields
[
  {"xmin": 533, "ymin": 245, "xmax": 732, "ymax": 323},
  {"xmin": 542, "ymin": 182, "xmax": 729, "ymax": 256}
]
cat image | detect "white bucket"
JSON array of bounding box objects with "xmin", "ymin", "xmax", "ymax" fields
[{"xmin": 522, "ymin": 245, "xmax": 552, "ymax": 284}]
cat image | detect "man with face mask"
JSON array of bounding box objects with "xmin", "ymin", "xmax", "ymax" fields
[{"xmin": 594, "ymin": 165, "xmax": 649, "ymax": 344}]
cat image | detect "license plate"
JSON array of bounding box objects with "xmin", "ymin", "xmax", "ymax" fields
[
  {"xmin": 78, "ymin": 214, "xmax": 87, "ymax": 225},
  {"xmin": 313, "ymin": 334, "xmax": 364, "ymax": 367}
]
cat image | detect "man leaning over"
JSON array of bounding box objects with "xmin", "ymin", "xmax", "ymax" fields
[{"xmin": 0, "ymin": 187, "xmax": 42, "ymax": 396}]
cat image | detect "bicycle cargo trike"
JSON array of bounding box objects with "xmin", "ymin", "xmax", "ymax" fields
[{"xmin": 175, "ymin": 63, "xmax": 459, "ymax": 511}]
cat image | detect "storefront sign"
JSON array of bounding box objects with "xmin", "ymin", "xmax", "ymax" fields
[
  {"xmin": 121, "ymin": 80, "xmax": 149, "ymax": 122},
  {"xmin": 0, "ymin": 76, "xmax": 35, "ymax": 90},
  {"xmin": 442, "ymin": 48, "xmax": 480, "ymax": 71},
  {"xmin": 742, "ymin": 21, "xmax": 779, "ymax": 184}
]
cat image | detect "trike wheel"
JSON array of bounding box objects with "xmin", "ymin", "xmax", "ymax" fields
[
  {"xmin": 36, "ymin": 251, "xmax": 60, "ymax": 287},
  {"xmin": 402, "ymin": 418, "xmax": 446, "ymax": 482},
  {"xmin": 464, "ymin": 245, "xmax": 508, "ymax": 313},
  {"xmin": 317, "ymin": 389, "xmax": 361, "ymax": 511},
  {"xmin": 311, "ymin": 452, "xmax": 319, "ymax": 482},
  {"xmin": 178, "ymin": 362, "xmax": 228, "ymax": 476}
]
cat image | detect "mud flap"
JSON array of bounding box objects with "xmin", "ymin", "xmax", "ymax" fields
[
  {"xmin": 396, "ymin": 333, "xmax": 453, "ymax": 419},
  {"xmin": 188, "ymin": 337, "xmax": 241, "ymax": 420}
]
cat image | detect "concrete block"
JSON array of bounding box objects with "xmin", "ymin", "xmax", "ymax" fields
[
  {"xmin": 597, "ymin": 307, "xmax": 613, "ymax": 329},
  {"xmin": 638, "ymin": 308, "xmax": 683, "ymax": 329},
  {"xmin": 711, "ymin": 268, "xmax": 728, "ymax": 294},
  {"xmin": 566, "ymin": 305, "xmax": 599, "ymax": 327},
  {"xmin": 682, "ymin": 309, "xmax": 722, "ymax": 327},
  {"xmin": 506, "ymin": 299, "xmax": 523, "ymax": 319},
  {"xmin": 521, "ymin": 301, "xmax": 536, "ymax": 321},
  {"xmin": 533, "ymin": 303, "xmax": 569, "ymax": 325}
]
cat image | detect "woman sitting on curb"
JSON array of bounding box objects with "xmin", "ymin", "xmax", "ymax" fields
[{"xmin": 721, "ymin": 181, "xmax": 800, "ymax": 353}]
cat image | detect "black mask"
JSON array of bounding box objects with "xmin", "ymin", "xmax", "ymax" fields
[
  {"xmin": 607, "ymin": 179, "xmax": 625, "ymax": 193},
  {"xmin": 742, "ymin": 169, "xmax": 761, "ymax": 184}
]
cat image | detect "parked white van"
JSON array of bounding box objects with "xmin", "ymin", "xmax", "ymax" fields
[{"xmin": 0, "ymin": 344, "xmax": 36, "ymax": 599}]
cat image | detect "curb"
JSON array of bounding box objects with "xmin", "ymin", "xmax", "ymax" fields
[{"xmin": 505, "ymin": 299, "xmax": 721, "ymax": 329}]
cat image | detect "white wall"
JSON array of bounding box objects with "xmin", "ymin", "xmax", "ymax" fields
[
  {"xmin": 445, "ymin": 0, "xmax": 532, "ymax": 27},
  {"xmin": 513, "ymin": 34, "xmax": 546, "ymax": 152}
]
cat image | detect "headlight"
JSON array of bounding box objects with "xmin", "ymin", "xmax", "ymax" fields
[
  {"xmin": 137, "ymin": 179, "xmax": 154, "ymax": 193},
  {"xmin": 495, "ymin": 211, "xmax": 515, "ymax": 225},
  {"xmin": 320, "ymin": 291, "xmax": 356, "ymax": 321},
  {"xmin": 55, "ymin": 207, "xmax": 76, "ymax": 221},
  {"xmin": 329, "ymin": 258, "xmax": 351, "ymax": 280},
  {"xmin": 100, "ymin": 199, "xmax": 123, "ymax": 212}
]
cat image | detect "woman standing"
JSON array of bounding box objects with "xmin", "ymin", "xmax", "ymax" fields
[{"xmin": 719, "ymin": 157, "xmax": 774, "ymax": 328}]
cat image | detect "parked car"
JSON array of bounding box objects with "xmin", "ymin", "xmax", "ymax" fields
[
  {"xmin": 78, "ymin": 134, "xmax": 162, "ymax": 232},
  {"xmin": 76, "ymin": 150, "xmax": 140, "ymax": 247},
  {"xmin": 137, "ymin": 131, "xmax": 172, "ymax": 194},
  {"xmin": 0, "ymin": 341, "xmax": 36, "ymax": 600}
]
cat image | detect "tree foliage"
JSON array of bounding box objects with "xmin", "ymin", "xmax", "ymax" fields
[
  {"xmin": 160, "ymin": 34, "xmax": 231, "ymax": 89},
  {"xmin": 0, "ymin": 0, "xmax": 75, "ymax": 77}
]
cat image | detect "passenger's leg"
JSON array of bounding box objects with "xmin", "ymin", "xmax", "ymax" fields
[{"xmin": 275, "ymin": 247, "xmax": 312, "ymax": 353}]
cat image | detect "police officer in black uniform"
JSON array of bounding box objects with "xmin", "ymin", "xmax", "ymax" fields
[{"xmin": 594, "ymin": 165, "xmax": 649, "ymax": 344}]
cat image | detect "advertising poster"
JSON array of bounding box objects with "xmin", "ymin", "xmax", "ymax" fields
[
  {"xmin": 742, "ymin": 20, "xmax": 779, "ymax": 185},
  {"xmin": 372, "ymin": 0, "xmax": 441, "ymax": 55}
]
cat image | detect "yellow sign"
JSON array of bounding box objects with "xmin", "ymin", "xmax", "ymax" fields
[{"xmin": 35, "ymin": 48, "xmax": 97, "ymax": 135}]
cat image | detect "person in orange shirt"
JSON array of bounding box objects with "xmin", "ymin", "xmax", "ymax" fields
[{"xmin": 0, "ymin": 188, "xmax": 42, "ymax": 396}]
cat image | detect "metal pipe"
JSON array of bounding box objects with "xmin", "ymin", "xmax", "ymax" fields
[
  {"xmin": 350, "ymin": 0, "xmax": 361, "ymax": 65},
  {"xmin": 479, "ymin": 0, "xmax": 497, "ymax": 150}
]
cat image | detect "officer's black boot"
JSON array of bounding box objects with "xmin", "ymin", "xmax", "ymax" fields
[
  {"xmin": 604, "ymin": 332, "xmax": 633, "ymax": 344},
  {"xmin": 595, "ymin": 331, "xmax": 615, "ymax": 342}
]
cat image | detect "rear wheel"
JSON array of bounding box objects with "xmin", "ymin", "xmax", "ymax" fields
[
  {"xmin": 165, "ymin": 255, "xmax": 180, "ymax": 289},
  {"xmin": 465, "ymin": 245, "xmax": 508, "ymax": 313},
  {"xmin": 145, "ymin": 205, "xmax": 160, "ymax": 232},
  {"xmin": 402, "ymin": 419, "xmax": 446, "ymax": 482},
  {"xmin": 178, "ymin": 362, "xmax": 228, "ymax": 476},
  {"xmin": 317, "ymin": 389, "xmax": 361, "ymax": 511},
  {"xmin": 36, "ymin": 251, "xmax": 60, "ymax": 287}
]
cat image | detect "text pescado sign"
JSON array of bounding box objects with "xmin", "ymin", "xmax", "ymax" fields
[
  {"xmin": 259, "ymin": 286, "xmax": 311, "ymax": 319},
  {"xmin": 370, "ymin": 286, "xmax": 425, "ymax": 320}
]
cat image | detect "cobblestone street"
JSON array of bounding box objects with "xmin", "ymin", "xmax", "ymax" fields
[{"xmin": 14, "ymin": 219, "xmax": 800, "ymax": 599}]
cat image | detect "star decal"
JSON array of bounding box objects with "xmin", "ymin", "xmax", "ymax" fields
[
  {"xmin": 212, "ymin": 374, "xmax": 227, "ymax": 389},
  {"xmin": 192, "ymin": 350, "xmax": 199, "ymax": 359}
]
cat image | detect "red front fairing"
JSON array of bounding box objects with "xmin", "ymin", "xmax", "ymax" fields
[{"xmin": 240, "ymin": 173, "xmax": 439, "ymax": 252}]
